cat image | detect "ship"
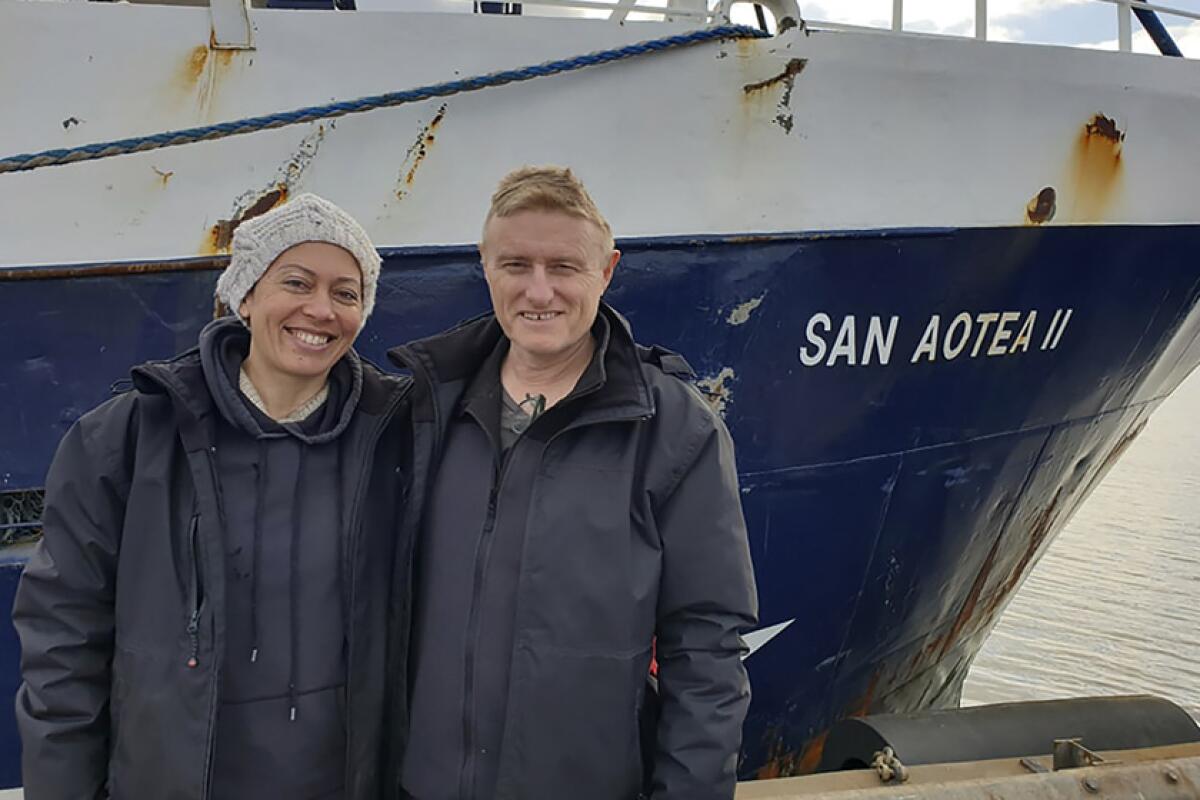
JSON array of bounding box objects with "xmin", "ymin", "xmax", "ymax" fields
[{"xmin": 1, "ymin": 0, "xmax": 1199, "ymax": 790}]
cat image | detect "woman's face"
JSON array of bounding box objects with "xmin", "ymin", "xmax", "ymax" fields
[{"xmin": 238, "ymin": 242, "xmax": 364, "ymax": 383}]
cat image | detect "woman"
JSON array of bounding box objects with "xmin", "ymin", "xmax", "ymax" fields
[{"xmin": 13, "ymin": 194, "xmax": 411, "ymax": 800}]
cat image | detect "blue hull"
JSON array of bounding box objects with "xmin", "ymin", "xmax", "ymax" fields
[{"xmin": 3, "ymin": 225, "xmax": 1199, "ymax": 785}]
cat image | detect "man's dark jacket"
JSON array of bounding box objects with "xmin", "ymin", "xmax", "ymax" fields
[
  {"xmin": 12, "ymin": 327, "xmax": 413, "ymax": 800},
  {"xmin": 386, "ymin": 303, "xmax": 758, "ymax": 800}
]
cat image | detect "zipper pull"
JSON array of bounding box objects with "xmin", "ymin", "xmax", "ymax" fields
[{"xmin": 186, "ymin": 609, "xmax": 201, "ymax": 668}]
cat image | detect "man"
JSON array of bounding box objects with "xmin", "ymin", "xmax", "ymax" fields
[{"xmin": 389, "ymin": 166, "xmax": 758, "ymax": 800}]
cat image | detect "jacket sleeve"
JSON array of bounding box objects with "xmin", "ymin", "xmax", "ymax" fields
[
  {"xmin": 649, "ymin": 412, "xmax": 759, "ymax": 800},
  {"xmin": 13, "ymin": 405, "xmax": 131, "ymax": 800}
]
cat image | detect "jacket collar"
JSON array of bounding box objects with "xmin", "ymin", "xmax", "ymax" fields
[
  {"xmin": 129, "ymin": 319, "xmax": 404, "ymax": 445},
  {"xmin": 388, "ymin": 302, "xmax": 656, "ymax": 427}
]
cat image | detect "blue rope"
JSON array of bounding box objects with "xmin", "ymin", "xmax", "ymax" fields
[{"xmin": 0, "ymin": 24, "xmax": 767, "ymax": 175}]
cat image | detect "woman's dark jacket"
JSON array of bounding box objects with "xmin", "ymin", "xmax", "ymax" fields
[{"xmin": 12, "ymin": 320, "xmax": 413, "ymax": 800}]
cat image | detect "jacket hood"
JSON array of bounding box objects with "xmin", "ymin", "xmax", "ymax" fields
[{"xmin": 132, "ymin": 317, "xmax": 365, "ymax": 445}]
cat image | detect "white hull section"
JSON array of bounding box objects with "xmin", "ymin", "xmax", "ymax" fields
[{"xmin": 2, "ymin": 4, "xmax": 1200, "ymax": 268}]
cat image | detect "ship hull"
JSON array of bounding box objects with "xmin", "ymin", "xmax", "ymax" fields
[
  {"xmin": 3, "ymin": 224, "xmax": 1199, "ymax": 783},
  {"xmin": 4, "ymin": 0, "xmax": 1200, "ymax": 787}
]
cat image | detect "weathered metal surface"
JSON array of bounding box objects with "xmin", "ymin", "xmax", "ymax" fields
[
  {"xmin": 395, "ymin": 104, "xmax": 448, "ymax": 202},
  {"xmin": 1055, "ymin": 739, "xmax": 1114, "ymax": 771},
  {"xmin": 3, "ymin": 8, "xmax": 1200, "ymax": 267},
  {"xmin": 0, "ymin": 257, "xmax": 225, "ymax": 282},
  {"xmin": 737, "ymin": 750, "xmax": 1200, "ymax": 798},
  {"xmin": 208, "ymin": 0, "xmax": 254, "ymax": 50},
  {"xmin": 1070, "ymin": 114, "xmax": 1126, "ymax": 221},
  {"xmin": 1026, "ymin": 187, "xmax": 1057, "ymax": 224}
]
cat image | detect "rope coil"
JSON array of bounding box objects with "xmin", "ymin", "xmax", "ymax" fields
[
  {"xmin": 872, "ymin": 746, "xmax": 910, "ymax": 784},
  {"xmin": 0, "ymin": 23, "xmax": 767, "ymax": 175}
]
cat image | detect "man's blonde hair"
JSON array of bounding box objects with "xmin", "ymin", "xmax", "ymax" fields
[{"xmin": 482, "ymin": 166, "xmax": 614, "ymax": 252}]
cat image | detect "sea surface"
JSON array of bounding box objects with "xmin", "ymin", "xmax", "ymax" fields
[{"xmin": 963, "ymin": 370, "xmax": 1200, "ymax": 720}]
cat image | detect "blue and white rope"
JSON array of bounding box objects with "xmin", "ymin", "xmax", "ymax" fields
[{"xmin": 0, "ymin": 24, "xmax": 767, "ymax": 175}]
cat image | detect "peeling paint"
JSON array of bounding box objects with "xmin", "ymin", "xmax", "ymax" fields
[
  {"xmin": 1070, "ymin": 114, "xmax": 1124, "ymax": 221},
  {"xmin": 758, "ymin": 729, "xmax": 813, "ymax": 780},
  {"xmin": 697, "ymin": 367, "xmax": 736, "ymax": 417},
  {"xmin": 1086, "ymin": 114, "xmax": 1124, "ymax": 143},
  {"xmin": 777, "ymin": 16, "xmax": 802, "ymax": 35},
  {"xmin": 395, "ymin": 104, "xmax": 448, "ymax": 200},
  {"xmin": 61, "ymin": 117, "xmax": 82, "ymax": 130},
  {"xmin": 1026, "ymin": 186, "xmax": 1056, "ymax": 225},
  {"xmin": 201, "ymin": 123, "xmax": 327, "ymax": 253},
  {"xmin": 743, "ymin": 58, "xmax": 806, "ymax": 134},
  {"xmin": 743, "ymin": 58, "xmax": 807, "ymax": 94},
  {"xmin": 203, "ymin": 186, "xmax": 288, "ymax": 253},
  {"xmin": 727, "ymin": 294, "xmax": 765, "ymax": 325}
]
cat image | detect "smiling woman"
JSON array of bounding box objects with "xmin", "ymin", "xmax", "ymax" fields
[
  {"xmin": 11, "ymin": 194, "xmax": 414, "ymax": 799},
  {"xmin": 216, "ymin": 194, "xmax": 383, "ymax": 421},
  {"xmin": 238, "ymin": 242, "xmax": 366, "ymax": 420}
]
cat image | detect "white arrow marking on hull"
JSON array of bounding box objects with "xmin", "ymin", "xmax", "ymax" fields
[{"xmin": 742, "ymin": 618, "xmax": 796, "ymax": 660}]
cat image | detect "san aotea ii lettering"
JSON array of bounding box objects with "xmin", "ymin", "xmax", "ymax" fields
[{"xmin": 797, "ymin": 309, "xmax": 1074, "ymax": 368}]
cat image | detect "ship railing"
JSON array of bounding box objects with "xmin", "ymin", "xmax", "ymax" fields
[
  {"xmin": 838, "ymin": 0, "xmax": 1197, "ymax": 54},
  {"xmin": 511, "ymin": 0, "xmax": 1194, "ymax": 56}
]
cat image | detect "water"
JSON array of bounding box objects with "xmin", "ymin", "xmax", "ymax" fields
[{"xmin": 963, "ymin": 370, "xmax": 1200, "ymax": 720}]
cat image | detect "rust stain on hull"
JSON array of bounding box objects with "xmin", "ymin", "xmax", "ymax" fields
[
  {"xmin": 0, "ymin": 257, "xmax": 227, "ymax": 283},
  {"xmin": 981, "ymin": 487, "xmax": 1064, "ymax": 622},
  {"xmin": 395, "ymin": 105, "xmax": 448, "ymax": 200},
  {"xmin": 181, "ymin": 45, "xmax": 209, "ymax": 87},
  {"xmin": 757, "ymin": 732, "xmax": 827, "ymax": 780},
  {"xmin": 845, "ymin": 670, "xmax": 881, "ymax": 719},
  {"xmin": 175, "ymin": 42, "xmax": 243, "ymax": 115},
  {"xmin": 929, "ymin": 534, "xmax": 1001, "ymax": 661},
  {"xmin": 755, "ymin": 671, "xmax": 881, "ymax": 779},
  {"xmin": 795, "ymin": 733, "xmax": 827, "ymax": 774},
  {"xmin": 200, "ymin": 123, "xmax": 327, "ymax": 255},
  {"xmin": 922, "ymin": 420, "xmax": 1143, "ymax": 668},
  {"xmin": 1069, "ymin": 114, "xmax": 1125, "ymax": 221},
  {"xmin": 743, "ymin": 58, "xmax": 807, "ymax": 94},
  {"xmin": 201, "ymin": 186, "xmax": 289, "ymax": 254},
  {"xmin": 742, "ymin": 59, "xmax": 807, "ymax": 135}
]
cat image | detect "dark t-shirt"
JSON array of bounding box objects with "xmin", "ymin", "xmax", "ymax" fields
[{"xmin": 499, "ymin": 389, "xmax": 539, "ymax": 452}]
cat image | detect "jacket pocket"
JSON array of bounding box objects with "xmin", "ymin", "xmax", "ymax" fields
[
  {"xmin": 503, "ymin": 643, "xmax": 650, "ymax": 799},
  {"xmin": 184, "ymin": 514, "xmax": 204, "ymax": 668}
]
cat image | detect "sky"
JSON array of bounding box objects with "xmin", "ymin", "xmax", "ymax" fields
[
  {"xmin": 765, "ymin": 0, "xmax": 1200, "ymax": 56},
  {"xmin": 382, "ymin": 0, "xmax": 1200, "ymax": 57}
]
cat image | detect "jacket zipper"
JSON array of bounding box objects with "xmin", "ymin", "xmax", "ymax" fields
[
  {"xmin": 342, "ymin": 385, "xmax": 412, "ymax": 795},
  {"xmin": 458, "ymin": 405, "xmax": 652, "ymax": 797},
  {"xmin": 199, "ymin": 447, "xmax": 227, "ymax": 800},
  {"xmin": 460, "ymin": 444, "xmax": 514, "ymax": 799},
  {"xmin": 185, "ymin": 514, "xmax": 202, "ymax": 669}
]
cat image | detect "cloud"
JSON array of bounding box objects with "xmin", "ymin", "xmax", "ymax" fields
[
  {"xmin": 798, "ymin": 0, "xmax": 1090, "ymax": 35},
  {"xmin": 798, "ymin": 0, "xmax": 1198, "ymax": 54}
]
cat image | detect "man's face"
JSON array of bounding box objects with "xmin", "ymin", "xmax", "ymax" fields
[
  {"xmin": 238, "ymin": 241, "xmax": 364, "ymax": 381},
  {"xmin": 481, "ymin": 209, "xmax": 619, "ymax": 364}
]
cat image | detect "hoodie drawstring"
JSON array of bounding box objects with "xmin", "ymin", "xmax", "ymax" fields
[
  {"xmin": 288, "ymin": 447, "xmax": 307, "ymax": 722},
  {"xmin": 335, "ymin": 445, "xmax": 347, "ymax": 636},
  {"xmin": 234, "ymin": 437, "xmax": 344, "ymax": 724},
  {"xmin": 250, "ymin": 439, "xmax": 266, "ymax": 664}
]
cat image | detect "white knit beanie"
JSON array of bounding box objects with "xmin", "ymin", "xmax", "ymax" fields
[{"xmin": 215, "ymin": 193, "xmax": 382, "ymax": 326}]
